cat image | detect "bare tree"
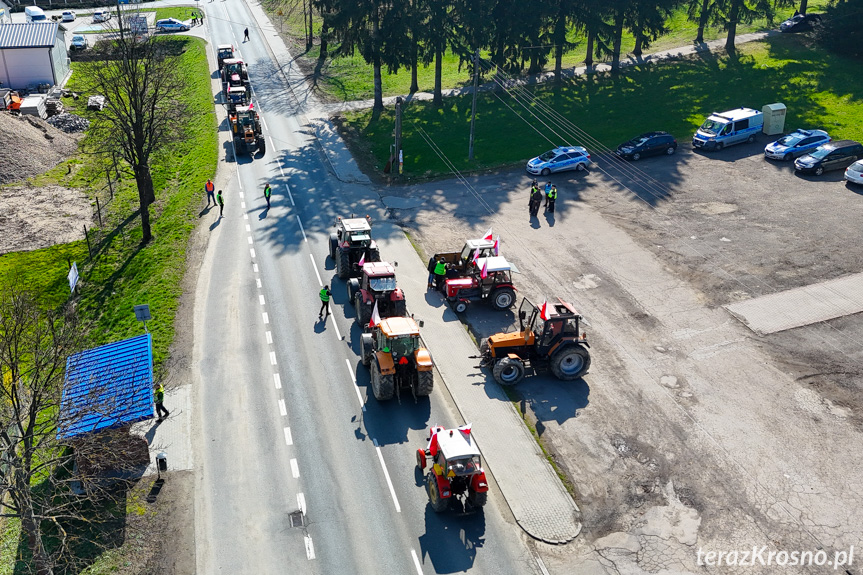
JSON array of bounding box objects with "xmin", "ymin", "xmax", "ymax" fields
[{"xmin": 84, "ymin": 8, "xmax": 187, "ymax": 244}]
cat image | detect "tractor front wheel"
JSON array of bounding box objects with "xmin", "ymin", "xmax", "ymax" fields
[
  {"xmin": 337, "ymin": 249, "xmax": 351, "ymax": 279},
  {"xmin": 258, "ymin": 137, "xmax": 266, "ymax": 155},
  {"xmin": 492, "ymin": 357, "xmax": 525, "ymax": 386},
  {"xmin": 360, "ymin": 333, "xmax": 373, "ymax": 367},
  {"xmin": 468, "ymin": 488, "xmax": 488, "ymax": 508},
  {"xmin": 454, "ymin": 300, "xmax": 468, "ymax": 313},
  {"xmin": 416, "ymin": 370, "xmax": 434, "ymax": 396},
  {"xmin": 550, "ymin": 345, "xmax": 591, "ymax": 380},
  {"xmin": 371, "ymin": 357, "xmax": 395, "ymax": 401},
  {"xmin": 347, "ymin": 278, "xmax": 360, "ymax": 304},
  {"xmin": 427, "ymin": 472, "xmax": 449, "ymax": 513},
  {"xmin": 491, "ymin": 287, "xmax": 516, "ymax": 310},
  {"xmin": 328, "ymin": 234, "xmax": 338, "ymax": 261}
]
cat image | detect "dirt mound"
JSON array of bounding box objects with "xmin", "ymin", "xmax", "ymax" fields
[
  {"xmin": 0, "ymin": 184, "xmax": 93, "ymax": 255},
  {"xmin": 0, "ymin": 112, "xmax": 81, "ymax": 184}
]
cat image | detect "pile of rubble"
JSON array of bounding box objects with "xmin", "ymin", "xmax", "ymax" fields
[
  {"xmin": 47, "ymin": 113, "xmax": 91, "ymax": 133},
  {"xmin": 0, "ymin": 112, "xmax": 80, "ymax": 184}
]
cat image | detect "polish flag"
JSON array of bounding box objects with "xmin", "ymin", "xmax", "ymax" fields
[
  {"xmin": 480, "ymin": 259, "xmax": 488, "ymax": 279},
  {"xmin": 369, "ymin": 300, "xmax": 381, "ymax": 328},
  {"xmin": 248, "ymin": 101, "xmax": 254, "ymax": 111},
  {"xmin": 472, "ymin": 248, "xmax": 480, "ymax": 264},
  {"xmin": 493, "ymin": 236, "xmax": 500, "ymax": 256},
  {"xmin": 540, "ymin": 301, "xmax": 550, "ymax": 321},
  {"xmin": 458, "ymin": 423, "xmax": 472, "ymax": 436},
  {"xmin": 358, "ymin": 252, "xmax": 366, "ymax": 266},
  {"xmin": 482, "ymin": 227, "xmax": 493, "ymax": 241}
]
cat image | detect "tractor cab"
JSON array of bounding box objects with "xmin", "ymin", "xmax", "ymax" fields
[
  {"xmin": 417, "ymin": 425, "xmax": 489, "ymax": 513},
  {"xmin": 234, "ymin": 106, "xmax": 256, "ymax": 136},
  {"xmin": 361, "ymin": 316, "xmax": 434, "ymax": 400},
  {"xmin": 222, "ymin": 59, "xmax": 245, "ymax": 80},
  {"xmin": 433, "ymin": 238, "xmax": 496, "ymax": 275},
  {"xmin": 217, "ymin": 44, "xmax": 235, "ymax": 68},
  {"xmin": 330, "ymin": 216, "xmax": 381, "ymax": 279},
  {"xmin": 362, "ymin": 261, "xmax": 397, "ymax": 292},
  {"xmin": 336, "ymin": 216, "xmax": 373, "ymax": 247},
  {"xmin": 445, "ymin": 256, "xmax": 516, "ymax": 312},
  {"xmin": 528, "ymin": 299, "xmax": 585, "ymax": 353},
  {"xmin": 226, "ymin": 86, "xmax": 247, "ymax": 111},
  {"xmin": 431, "ymin": 427, "xmax": 482, "ymax": 478},
  {"xmin": 377, "ymin": 316, "xmax": 421, "ymax": 360},
  {"xmin": 348, "ymin": 261, "xmax": 406, "ymax": 326}
]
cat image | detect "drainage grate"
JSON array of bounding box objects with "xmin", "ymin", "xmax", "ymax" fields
[{"xmin": 289, "ymin": 511, "xmax": 305, "ymax": 528}]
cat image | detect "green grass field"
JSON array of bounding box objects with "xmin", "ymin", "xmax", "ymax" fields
[{"xmin": 337, "ymin": 35, "xmax": 863, "ymax": 180}]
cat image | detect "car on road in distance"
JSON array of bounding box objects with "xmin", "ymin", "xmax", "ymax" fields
[
  {"xmin": 70, "ymin": 34, "xmax": 88, "ymax": 50},
  {"xmin": 526, "ymin": 146, "xmax": 591, "ymax": 176},
  {"xmin": 60, "ymin": 11, "xmax": 76, "ymax": 22},
  {"xmin": 92, "ymin": 11, "xmax": 112, "ymax": 23},
  {"xmin": 155, "ymin": 18, "xmax": 190, "ymax": 33},
  {"xmin": 764, "ymin": 129, "xmax": 831, "ymax": 161},
  {"xmin": 845, "ymin": 160, "xmax": 863, "ymax": 185},
  {"xmin": 794, "ymin": 140, "xmax": 863, "ymax": 176},
  {"xmin": 780, "ymin": 13, "xmax": 822, "ymax": 32},
  {"xmin": 615, "ymin": 131, "xmax": 677, "ymax": 161}
]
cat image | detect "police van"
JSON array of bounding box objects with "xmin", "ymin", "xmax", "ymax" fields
[
  {"xmin": 692, "ymin": 107, "xmax": 763, "ymax": 151},
  {"xmin": 25, "ymin": 6, "xmax": 47, "ymax": 22}
]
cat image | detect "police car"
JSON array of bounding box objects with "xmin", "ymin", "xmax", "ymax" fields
[
  {"xmin": 526, "ymin": 146, "xmax": 591, "ymax": 176},
  {"xmin": 764, "ymin": 129, "xmax": 831, "ymax": 161}
]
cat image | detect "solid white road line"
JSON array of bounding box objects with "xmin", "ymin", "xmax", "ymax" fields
[
  {"xmin": 290, "ymin": 458, "xmax": 300, "ymax": 478},
  {"xmin": 269, "ymin": 351, "xmax": 277, "ymax": 365},
  {"xmin": 278, "ymin": 399, "xmax": 287, "ymax": 416},
  {"xmin": 273, "ymin": 373, "xmax": 282, "ymax": 389},
  {"xmin": 411, "ymin": 549, "xmax": 423, "ymax": 575},
  {"xmin": 262, "ymin": 312, "xmax": 269, "ymax": 324},
  {"xmin": 284, "ymin": 426, "xmax": 292, "ymax": 445},
  {"xmin": 304, "ymin": 535, "xmax": 315, "ymax": 560},
  {"xmin": 297, "ymin": 492, "xmax": 306, "ymax": 515},
  {"xmin": 265, "ymin": 330, "xmax": 272, "ymax": 343},
  {"xmin": 309, "ymin": 254, "xmax": 323, "ymax": 286},
  {"xmin": 536, "ymin": 555, "xmax": 550, "ymax": 575},
  {"xmin": 257, "ymin": 278, "xmax": 262, "ymax": 289},
  {"xmin": 373, "ymin": 441, "xmax": 401, "ymax": 513},
  {"xmin": 329, "ymin": 309, "xmax": 342, "ymax": 340},
  {"xmin": 236, "ymin": 166, "xmax": 242, "ymax": 189},
  {"xmin": 296, "ymin": 215, "xmax": 307, "ymax": 242},
  {"xmin": 345, "ymin": 358, "xmax": 366, "ymax": 411},
  {"xmin": 259, "ymin": 294, "xmax": 266, "ymax": 305},
  {"xmin": 250, "ymin": 248, "xmax": 256, "ymax": 259}
]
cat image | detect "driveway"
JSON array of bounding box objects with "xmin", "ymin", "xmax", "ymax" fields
[{"xmin": 380, "ymin": 136, "xmax": 863, "ymax": 573}]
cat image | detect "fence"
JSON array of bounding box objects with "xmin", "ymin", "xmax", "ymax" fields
[{"xmin": 81, "ymin": 154, "xmax": 121, "ymax": 259}]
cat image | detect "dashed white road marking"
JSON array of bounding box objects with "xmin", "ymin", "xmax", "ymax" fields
[
  {"xmin": 373, "ymin": 441, "xmax": 401, "ymax": 513},
  {"xmin": 262, "ymin": 312, "xmax": 269, "ymax": 324},
  {"xmin": 265, "ymin": 330, "xmax": 272, "ymax": 343},
  {"xmin": 246, "ymin": 224, "xmax": 251, "ymax": 232},
  {"xmin": 239, "ymin": 191, "xmax": 244, "ymax": 199},
  {"xmin": 297, "ymin": 492, "xmax": 306, "ymax": 515},
  {"xmin": 273, "ymin": 373, "xmax": 282, "ymax": 389},
  {"xmin": 259, "ymin": 294, "xmax": 266, "ymax": 305},
  {"xmin": 253, "ymin": 263, "xmax": 258, "ymax": 273},
  {"xmin": 296, "ymin": 215, "xmax": 307, "ymax": 242},
  {"xmin": 241, "ymin": 201, "xmax": 246, "ymax": 209},
  {"xmin": 260, "ymin": 115, "xmax": 269, "ymax": 131},
  {"xmin": 284, "ymin": 426, "xmax": 292, "ymax": 445},
  {"xmin": 411, "ymin": 549, "xmax": 423, "ymax": 574},
  {"xmin": 304, "ymin": 535, "xmax": 315, "ymax": 560},
  {"xmin": 270, "ymin": 351, "xmax": 277, "ymax": 365},
  {"xmin": 244, "ymin": 213, "xmax": 248, "ymax": 220},
  {"xmin": 278, "ymin": 399, "xmax": 287, "ymax": 416},
  {"xmin": 250, "ymin": 248, "xmax": 256, "ymax": 259},
  {"xmin": 345, "ymin": 358, "xmax": 366, "ymax": 411},
  {"xmin": 236, "ymin": 166, "xmax": 242, "ymax": 189},
  {"xmin": 256, "ymin": 278, "xmax": 262, "ymax": 289},
  {"xmin": 330, "ymin": 309, "xmax": 342, "ymax": 340},
  {"xmin": 309, "ymin": 254, "xmax": 323, "ymax": 286},
  {"xmin": 248, "ymin": 236, "xmax": 254, "ymax": 244},
  {"xmin": 284, "ymin": 181, "xmax": 295, "ymax": 206},
  {"xmin": 290, "ymin": 458, "xmax": 300, "ymax": 478}
]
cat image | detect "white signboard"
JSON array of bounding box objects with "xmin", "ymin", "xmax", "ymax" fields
[{"xmin": 67, "ymin": 262, "xmax": 79, "ymax": 294}]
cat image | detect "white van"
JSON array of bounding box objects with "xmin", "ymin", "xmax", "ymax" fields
[
  {"xmin": 692, "ymin": 107, "xmax": 764, "ymax": 151},
  {"xmin": 25, "ymin": 6, "xmax": 47, "ymax": 22}
]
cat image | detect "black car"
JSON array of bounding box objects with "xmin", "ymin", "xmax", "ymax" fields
[
  {"xmin": 779, "ymin": 13, "xmax": 822, "ymax": 33},
  {"xmin": 794, "ymin": 140, "xmax": 863, "ymax": 176},
  {"xmin": 615, "ymin": 131, "xmax": 677, "ymax": 161}
]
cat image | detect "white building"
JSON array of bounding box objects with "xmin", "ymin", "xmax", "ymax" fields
[{"xmin": 0, "ymin": 22, "xmax": 69, "ymax": 90}]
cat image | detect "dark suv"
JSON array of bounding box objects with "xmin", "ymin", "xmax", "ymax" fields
[
  {"xmin": 615, "ymin": 131, "xmax": 678, "ymax": 161},
  {"xmin": 794, "ymin": 140, "xmax": 863, "ymax": 176}
]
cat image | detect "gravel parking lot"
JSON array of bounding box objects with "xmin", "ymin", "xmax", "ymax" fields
[{"xmin": 382, "ymin": 134, "xmax": 863, "ymax": 573}]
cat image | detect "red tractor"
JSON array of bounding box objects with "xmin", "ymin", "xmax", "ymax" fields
[
  {"xmin": 445, "ymin": 256, "xmax": 517, "ymax": 312},
  {"xmin": 347, "ymin": 261, "xmax": 406, "ymax": 327},
  {"xmin": 329, "ymin": 215, "xmax": 381, "ymax": 279},
  {"xmin": 416, "ymin": 424, "xmax": 489, "ymax": 512}
]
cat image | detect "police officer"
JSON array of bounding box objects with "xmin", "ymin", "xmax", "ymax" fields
[
  {"xmin": 529, "ymin": 185, "xmax": 543, "ymax": 218},
  {"xmin": 318, "ymin": 285, "xmax": 331, "ymax": 318},
  {"xmin": 263, "ymin": 183, "xmax": 271, "ymax": 209},
  {"xmin": 545, "ymin": 184, "xmax": 558, "ymax": 213},
  {"xmin": 543, "ymin": 181, "xmax": 553, "ymax": 208},
  {"xmin": 154, "ymin": 383, "xmax": 169, "ymax": 420},
  {"xmin": 433, "ymin": 258, "xmax": 447, "ymax": 292}
]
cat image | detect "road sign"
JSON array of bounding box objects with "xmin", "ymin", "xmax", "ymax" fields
[
  {"xmin": 134, "ymin": 304, "xmax": 151, "ymax": 322},
  {"xmin": 67, "ymin": 262, "xmax": 79, "ymax": 294}
]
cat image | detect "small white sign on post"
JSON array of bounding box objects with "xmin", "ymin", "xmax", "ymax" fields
[{"xmin": 67, "ymin": 262, "xmax": 79, "ymax": 294}]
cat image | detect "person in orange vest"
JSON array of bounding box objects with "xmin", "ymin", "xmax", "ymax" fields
[{"xmin": 205, "ymin": 179, "xmax": 215, "ymax": 206}]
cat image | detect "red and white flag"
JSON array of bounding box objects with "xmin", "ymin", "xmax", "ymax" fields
[
  {"xmin": 458, "ymin": 423, "xmax": 472, "ymax": 436},
  {"xmin": 482, "ymin": 227, "xmax": 493, "ymax": 241},
  {"xmin": 248, "ymin": 101, "xmax": 254, "ymax": 110},
  {"xmin": 480, "ymin": 259, "xmax": 488, "ymax": 279},
  {"xmin": 540, "ymin": 301, "xmax": 550, "ymax": 321},
  {"xmin": 358, "ymin": 253, "xmax": 366, "ymax": 266},
  {"xmin": 493, "ymin": 236, "xmax": 500, "ymax": 256},
  {"xmin": 369, "ymin": 300, "xmax": 381, "ymax": 328},
  {"xmin": 472, "ymin": 248, "xmax": 480, "ymax": 264}
]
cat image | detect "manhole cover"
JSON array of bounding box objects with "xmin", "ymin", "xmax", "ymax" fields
[{"xmin": 289, "ymin": 511, "xmax": 305, "ymax": 528}]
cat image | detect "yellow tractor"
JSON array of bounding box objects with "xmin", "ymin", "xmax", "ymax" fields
[
  {"xmin": 361, "ymin": 316, "xmax": 434, "ymax": 400},
  {"xmin": 229, "ymin": 105, "xmax": 265, "ymax": 156}
]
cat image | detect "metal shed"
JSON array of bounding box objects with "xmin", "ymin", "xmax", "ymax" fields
[{"xmin": 0, "ymin": 22, "xmax": 69, "ymax": 90}]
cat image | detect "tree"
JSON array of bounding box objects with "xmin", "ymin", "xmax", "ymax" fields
[
  {"xmin": 687, "ymin": 0, "xmax": 714, "ymax": 43},
  {"xmin": 84, "ymin": 8, "xmax": 186, "ymax": 244},
  {"xmin": 714, "ymin": 0, "xmax": 773, "ymax": 52},
  {"xmin": 815, "ymin": 0, "xmax": 863, "ymax": 58},
  {"xmin": 418, "ymin": 0, "xmax": 453, "ymax": 105}
]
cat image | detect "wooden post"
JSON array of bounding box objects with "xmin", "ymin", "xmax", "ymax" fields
[
  {"xmin": 95, "ymin": 196, "xmax": 103, "ymax": 227},
  {"xmin": 83, "ymin": 225, "xmax": 92, "ymax": 257},
  {"xmin": 106, "ymin": 168, "xmax": 114, "ymax": 199}
]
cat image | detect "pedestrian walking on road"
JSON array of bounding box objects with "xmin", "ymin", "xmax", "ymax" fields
[
  {"xmin": 216, "ymin": 189, "xmax": 224, "ymax": 217},
  {"xmin": 433, "ymin": 258, "xmax": 447, "ymax": 292},
  {"xmin": 263, "ymin": 183, "xmax": 271, "ymax": 209},
  {"xmin": 318, "ymin": 285, "xmax": 331, "ymax": 318},
  {"xmin": 545, "ymin": 184, "xmax": 557, "ymax": 213},
  {"xmin": 154, "ymin": 383, "xmax": 170, "ymax": 420},
  {"xmin": 243, "ymin": 28, "xmax": 250, "ymax": 42},
  {"xmin": 205, "ymin": 178, "xmax": 215, "ymax": 205}
]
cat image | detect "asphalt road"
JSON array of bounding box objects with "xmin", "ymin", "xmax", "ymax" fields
[{"xmin": 192, "ymin": 1, "xmax": 538, "ymax": 573}]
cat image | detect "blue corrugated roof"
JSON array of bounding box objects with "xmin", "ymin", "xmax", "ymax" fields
[
  {"xmin": 0, "ymin": 22, "xmax": 59, "ymax": 49},
  {"xmin": 59, "ymin": 333, "xmax": 155, "ymax": 440}
]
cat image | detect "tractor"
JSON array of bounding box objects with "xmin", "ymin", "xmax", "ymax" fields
[
  {"xmin": 329, "ymin": 215, "xmax": 381, "ymax": 279},
  {"xmin": 361, "ymin": 316, "xmax": 433, "ymax": 400},
  {"xmin": 416, "ymin": 424, "xmax": 489, "ymax": 513},
  {"xmin": 225, "ymin": 85, "xmax": 248, "ymax": 113},
  {"xmin": 479, "ymin": 297, "xmax": 590, "ymax": 385},
  {"xmin": 216, "ymin": 44, "xmax": 235, "ymax": 70},
  {"xmin": 229, "ymin": 105, "xmax": 265, "ymax": 155},
  {"xmin": 445, "ymin": 256, "xmax": 516, "ymax": 312},
  {"xmin": 347, "ymin": 261, "xmax": 407, "ymax": 327},
  {"xmin": 432, "ymin": 238, "xmax": 497, "ymax": 278},
  {"xmin": 220, "ymin": 58, "xmax": 250, "ymax": 96}
]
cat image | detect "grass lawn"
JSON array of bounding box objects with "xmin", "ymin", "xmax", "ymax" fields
[{"xmin": 337, "ymin": 35, "xmax": 863, "ymax": 180}]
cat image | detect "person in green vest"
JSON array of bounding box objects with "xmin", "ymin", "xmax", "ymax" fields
[
  {"xmin": 216, "ymin": 189, "xmax": 224, "ymax": 217},
  {"xmin": 433, "ymin": 258, "xmax": 447, "ymax": 292},
  {"xmin": 263, "ymin": 183, "xmax": 272, "ymax": 209},
  {"xmin": 545, "ymin": 184, "xmax": 558, "ymax": 213},
  {"xmin": 318, "ymin": 285, "xmax": 331, "ymax": 318},
  {"xmin": 154, "ymin": 383, "xmax": 169, "ymax": 421}
]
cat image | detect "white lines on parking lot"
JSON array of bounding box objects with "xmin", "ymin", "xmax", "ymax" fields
[
  {"xmin": 278, "ymin": 399, "xmax": 287, "ymax": 416},
  {"xmin": 410, "ymin": 549, "xmax": 423, "ymax": 574},
  {"xmin": 262, "ymin": 312, "xmax": 269, "ymax": 324},
  {"xmin": 284, "ymin": 426, "xmax": 293, "ymax": 445},
  {"xmin": 273, "ymin": 373, "xmax": 282, "ymax": 389},
  {"xmin": 290, "ymin": 458, "xmax": 300, "ymax": 478},
  {"xmin": 304, "ymin": 535, "xmax": 315, "ymax": 560},
  {"xmin": 345, "ymin": 358, "xmax": 366, "ymax": 412},
  {"xmin": 296, "ymin": 215, "xmax": 307, "ymax": 242},
  {"xmin": 269, "ymin": 351, "xmax": 278, "ymax": 366},
  {"xmin": 259, "ymin": 294, "xmax": 266, "ymax": 305},
  {"xmin": 373, "ymin": 439, "xmax": 401, "ymax": 513}
]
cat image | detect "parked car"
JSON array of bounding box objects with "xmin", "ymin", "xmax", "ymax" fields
[
  {"xmin": 70, "ymin": 35, "xmax": 89, "ymax": 51},
  {"xmin": 60, "ymin": 10, "xmax": 76, "ymax": 22},
  {"xmin": 155, "ymin": 18, "xmax": 190, "ymax": 33},
  {"xmin": 794, "ymin": 140, "xmax": 863, "ymax": 176},
  {"xmin": 526, "ymin": 146, "xmax": 591, "ymax": 176},
  {"xmin": 615, "ymin": 131, "xmax": 677, "ymax": 161},
  {"xmin": 693, "ymin": 107, "xmax": 763, "ymax": 151},
  {"xmin": 844, "ymin": 160, "xmax": 863, "ymax": 185},
  {"xmin": 92, "ymin": 11, "xmax": 112, "ymax": 23},
  {"xmin": 780, "ymin": 13, "xmax": 821, "ymax": 32},
  {"xmin": 764, "ymin": 129, "xmax": 831, "ymax": 161}
]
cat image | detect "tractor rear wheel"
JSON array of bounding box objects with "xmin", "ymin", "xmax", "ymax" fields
[
  {"xmin": 360, "ymin": 333, "xmax": 373, "ymax": 367},
  {"xmin": 329, "ymin": 234, "xmax": 338, "ymax": 260},
  {"xmin": 468, "ymin": 488, "xmax": 488, "ymax": 508},
  {"xmin": 492, "ymin": 357, "xmax": 525, "ymax": 386},
  {"xmin": 490, "ymin": 287, "xmax": 516, "ymax": 310},
  {"xmin": 355, "ymin": 297, "xmax": 371, "ymax": 327},
  {"xmin": 427, "ymin": 472, "xmax": 449, "ymax": 513},
  {"xmin": 416, "ymin": 370, "xmax": 434, "ymax": 396},
  {"xmin": 550, "ymin": 345, "xmax": 591, "ymax": 380},
  {"xmin": 258, "ymin": 137, "xmax": 266, "ymax": 155},
  {"xmin": 336, "ymin": 249, "xmax": 351, "ymax": 279},
  {"xmin": 347, "ymin": 278, "xmax": 360, "ymax": 304},
  {"xmin": 371, "ymin": 357, "xmax": 395, "ymax": 401}
]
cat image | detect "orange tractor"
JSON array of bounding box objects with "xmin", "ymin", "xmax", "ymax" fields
[
  {"xmin": 229, "ymin": 104, "xmax": 265, "ymax": 156},
  {"xmin": 416, "ymin": 424, "xmax": 489, "ymax": 512},
  {"xmin": 361, "ymin": 316, "xmax": 433, "ymax": 400}
]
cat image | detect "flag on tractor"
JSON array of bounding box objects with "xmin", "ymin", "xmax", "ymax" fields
[
  {"xmin": 359, "ymin": 252, "xmax": 366, "ymax": 266},
  {"xmin": 540, "ymin": 301, "xmax": 550, "ymax": 320},
  {"xmin": 493, "ymin": 236, "xmax": 500, "ymax": 256},
  {"xmin": 480, "ymin": 259, "xmax": 488, "ymax": 279},
  {"xmin": 482, "ymin": 227, "xmax": 493, "ymax": 241},
  {"xmin": 369, "ymin": 300, "xmax": 381, "ymax": 328}
]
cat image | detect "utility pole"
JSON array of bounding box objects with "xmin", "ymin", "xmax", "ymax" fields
[
  {"xmin": 468, "ymin": 49, "xmax": 479, "ymax": 161},
  {"xmin": 394, "ymin": 96, "xmax": 403, "ymax": 176}
]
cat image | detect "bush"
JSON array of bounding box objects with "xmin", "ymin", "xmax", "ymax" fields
[{"xmin": 815, "ymin": 0, "xmax": 863, "ymax": 59}]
